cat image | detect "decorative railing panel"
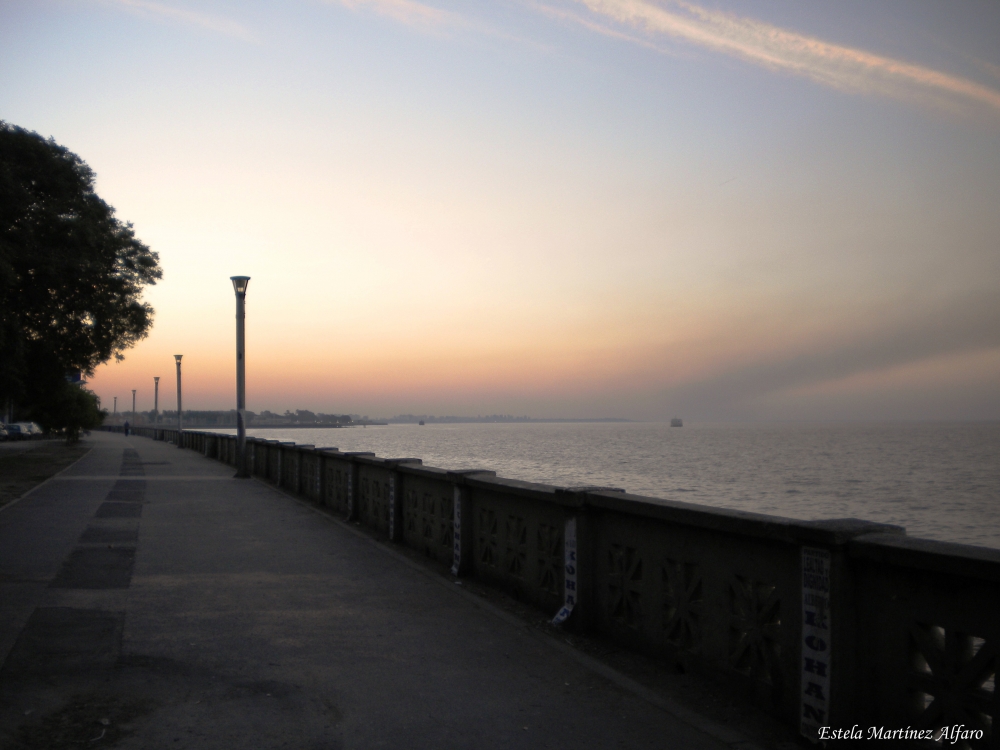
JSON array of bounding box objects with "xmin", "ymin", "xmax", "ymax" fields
[
  {"xmin": 850, "ymin": 535, "xmax": 1000, "ymax": 749},
  {"xmin": 399, "ymin": 469, "xmax": 455, "ymax": 565},
  {"xmin": 322, "ymin": 454, "xmax": 353, "ymax": 515},
  {"xmin": 357, "ymin": 462, "xmax": 393, "ymax": 535},
  {"xmin": 300, "ymin": 452, "xmax": 322, "ymax": 502},
  {"xmin": 466, "ymin": 481, "xmax": 569, "ymax": 614}
]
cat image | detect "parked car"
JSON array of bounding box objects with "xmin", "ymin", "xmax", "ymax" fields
[
  {"xmin": 5, "ymin": 423, "xmax": 26, "ymax": 440},
  {"xmin": 22, "ymin": 422, "xmax": 43, "ymax": 436}
]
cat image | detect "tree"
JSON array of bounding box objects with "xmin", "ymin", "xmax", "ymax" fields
[
  {"xmin": 23, "ymin": 365, "xmax": 105, "ymax": 443},
  {"xmin": 0, "ymin": 122, "xmax": 161, "ymax": 432}
]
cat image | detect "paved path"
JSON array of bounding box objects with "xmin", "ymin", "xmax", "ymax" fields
[{"xmin": 0, "ymin": 432, "xmax": 735, "ymax": 749}]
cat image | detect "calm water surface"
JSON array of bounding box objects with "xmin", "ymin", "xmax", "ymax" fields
[{"xmin": 205, "ymin": 422, "xmax": 1000, "ymax": 549}]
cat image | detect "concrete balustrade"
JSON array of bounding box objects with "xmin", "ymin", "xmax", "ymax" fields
[{"xmin": 104, "ymin": 425, "xmax": 999, "ymax": 744}]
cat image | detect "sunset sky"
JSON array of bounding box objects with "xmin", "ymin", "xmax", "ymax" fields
[{"xmin": 3, "ymin": 0, "xmax": 999, "ymax": 421}]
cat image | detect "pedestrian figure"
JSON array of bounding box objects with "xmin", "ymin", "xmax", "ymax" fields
[{"xmin": 123, "ymin": 420, "xmax": 130, "ymax": 437}]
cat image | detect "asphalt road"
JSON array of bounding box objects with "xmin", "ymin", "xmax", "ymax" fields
[{"xmin": 0, "ymin": 431, "xmax": 740, "ymax": 749}]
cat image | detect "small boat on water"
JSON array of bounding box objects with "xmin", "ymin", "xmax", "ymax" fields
[{"xmin": 670, "ymin": 417, "xmax": 683, "ymax": 427}]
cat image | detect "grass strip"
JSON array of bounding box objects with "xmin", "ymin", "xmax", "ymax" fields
[{"xmin": 0, "ymin": 440, "xmax": 91, "ymax": 508}]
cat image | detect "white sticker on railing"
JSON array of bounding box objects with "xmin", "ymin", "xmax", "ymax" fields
[
  {"xmin": 451, "ymin": 487, "xmax": 462, "ymax": 576},
  {"xmin": 551, "ymin": 517, "xmax": 578, "ymax": 625},
  {"xmin": 800, "ymin": 546, "xmax": 831, "ymax": 741}
]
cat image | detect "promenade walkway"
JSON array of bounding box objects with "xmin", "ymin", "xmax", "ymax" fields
[{"xmin": 0, "ymin": 432, "xmax": 748, "ymax": 749}]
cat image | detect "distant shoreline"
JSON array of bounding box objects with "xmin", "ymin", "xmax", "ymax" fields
[
  {"xmin": 177, "ymin": 423, "xmax": 383, "ymax": 430},
  {"xmin": 383, "ymin": 417, "xmax": 633, "ymax": 425},
  {"xmin": 184, "ymin": 418, "xmax": 634, "ymax": 430},
  {"xmin": 248, "ymin": 423, "xmax": 385, "ymax": 428}
]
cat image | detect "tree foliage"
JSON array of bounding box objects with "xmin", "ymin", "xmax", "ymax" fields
[
  {"xmin": 23, "ymin": 363, "xmax": 105, "ymax": 443},
  {"xmin": 0, "ymin": 122, "xmax": 161, "ymax": 430}
]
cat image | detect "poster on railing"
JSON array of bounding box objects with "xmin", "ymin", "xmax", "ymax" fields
[
  {"xmin": 551, "ymin": 517, "xmax": 577, "ymax": 626},
  {"xmin": 800, "ymin": 546, "xmax": 831, "ymax": 741}
]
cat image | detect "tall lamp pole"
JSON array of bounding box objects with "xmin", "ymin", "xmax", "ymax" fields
[
  {"xmin": 153, "ymin": 377, "xmax": 160, "ymax": 426},
  {"xmin": 174, "ymin": 355, "xmax": 183, "ymax": 447},
  {"xmin": 131, "ymin": 389, "xmax": 136, "ymax": 427},
  {"xmin": 231, "ymin": 276, "xmax": 251, "ymax": 478},
  {"xmin": 113, "ymin": 396, "xmax": 117, "ymax": 425}
]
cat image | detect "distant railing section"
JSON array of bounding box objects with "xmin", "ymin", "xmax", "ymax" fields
[{"xmin": 102, "ymin": 424, "xmax": 999, "ymax": 746}]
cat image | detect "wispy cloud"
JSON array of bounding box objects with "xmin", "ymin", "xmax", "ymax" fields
[
  {"xmin": 531, "ymin": 1, "xmax": 671, "ymax": 56},
  {"xmin": 551, "ymin": 0, "xmax": 1000, "ymax": 113},
  {"xmin": 326, "ymin": 0, "xmax": 459, "ymax": 29},
  {"xmin": 104, "ymin": 0, "xmax": 257, "ymax": 42},
  {"xmin": 325, "ymin": 0, "xmax": 553, "ymax": 52}
]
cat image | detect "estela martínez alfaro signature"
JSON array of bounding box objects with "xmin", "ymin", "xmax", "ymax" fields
[{"xmin": 819, "ymin": 725, "xmax": 984, "ymax": 743}]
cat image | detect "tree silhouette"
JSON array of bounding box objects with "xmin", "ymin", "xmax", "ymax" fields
[{"xmin": 0, "ymin": 122, "xmax": 161, "ymax": 434}]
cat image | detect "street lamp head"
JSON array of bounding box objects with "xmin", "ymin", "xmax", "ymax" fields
[
  {"xmin": 154, "ymin": 376, "xmax": 160, "ymax": 384},
  {"xmin": 231, "ymin": 276, "xmax": 251, "ymax": 295},
  {"xmin": 174, "ymin": 354, "xmax": 183, "ymax": 363}
]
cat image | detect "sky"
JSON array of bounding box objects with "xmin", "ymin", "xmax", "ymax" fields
[{"xmin": 2, "ymin": 0, "xmax": 999, "ymax": 421}]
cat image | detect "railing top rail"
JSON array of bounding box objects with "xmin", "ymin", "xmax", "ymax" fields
[
  {"xmin": 850, "ymin": 531, "xmax": 1000, "ymax": 582},
  {"xmin": 464, "ymin": 472, "xmax": 562, "ymax": 503},
  {"xmin": 395, "ymin": 464, "xmax": 497, "ymax": 482},
  {"xmin": 579, "ymin": 488, "xmax": 905, "ymax": 546},
  {"xmin": 395, "ymin": 463, "xmax": 451, "ymax": 480},
  {"xmin": 350, "ymin": 454, "xmax": 417, "ymax": 468}
]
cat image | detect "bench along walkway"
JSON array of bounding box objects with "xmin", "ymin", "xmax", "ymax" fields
[{"xmin": 0, "ymin": 431, "xmax": 742, "ymax": 749}]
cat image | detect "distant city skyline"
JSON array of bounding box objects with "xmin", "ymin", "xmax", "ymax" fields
[{"xmin": 4, "ymin": 0, "xmax": 999, "ymax": 421}]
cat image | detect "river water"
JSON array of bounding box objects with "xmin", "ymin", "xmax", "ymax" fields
[{"xmin": 201, "ymin": 421, "xmax": 1000, "ymax": 549}]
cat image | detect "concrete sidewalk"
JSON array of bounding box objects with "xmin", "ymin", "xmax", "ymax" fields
[{"xmin": 1, "ymin": 431, "xmax": 740, "ymax": 749}]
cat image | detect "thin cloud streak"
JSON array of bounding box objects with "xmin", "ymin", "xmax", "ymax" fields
[
  {"xmin": 559, "ymin": 0, "xmax": 1000, "ymax": 113},
  {"xmin": 326, "ymin": 0, "xmax": 459, "ymax": 29},
  {"xmin": 530, "ymin": 1, "xmax": 671, "ymax": 56},
  {"xmin": 325, "ymin": 0, "xmax": 556, "ymax": 53},
  {"xmin": 104, "ymin": 0, "xmax": 257, "ymax": 41}
]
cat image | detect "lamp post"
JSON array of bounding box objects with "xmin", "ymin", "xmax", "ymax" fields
[
  {"xmin": 153, "ymin": 376, "xmax": 160, "ymax": 425},
  {"xmin": 231, "ymin": 276, "xmax": 251, "ymax": 478},
  {"xmin": 174, "ymin": 355, "xmax": 183, "ymax": 447},
  {"xmin": 113, "ymin": 396, "xmax": 117, "ymax": 425},
  {"xmin": 131, "ymin": 389, "xmax": 136, "ymax": 428}
]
